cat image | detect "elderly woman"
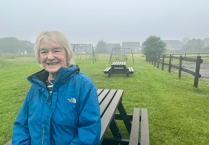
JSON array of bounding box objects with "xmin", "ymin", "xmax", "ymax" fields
[{"xmin": 12, "ymin": 30, "xmax": 101, "ymax": 145}]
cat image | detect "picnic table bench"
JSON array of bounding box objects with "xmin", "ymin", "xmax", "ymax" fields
[
  {"xmin": 104, "ymin": 62, "xmax": 134, "ymax": 77},
  {"xmin": 4, "ymin": 89, "xmax": 149, "ymax": 145}
]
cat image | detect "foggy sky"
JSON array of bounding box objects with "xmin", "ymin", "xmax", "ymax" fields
[{"xmin": 1, "ymin": 0, "xmax": 209, "ymax": 46}]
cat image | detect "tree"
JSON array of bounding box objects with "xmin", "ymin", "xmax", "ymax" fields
[
  {"xmin": 0, "ymin": 37, "xmax": 34, "ymax": 53},
  {"xmin": 182, "ymin": 38, "xmax": 204, "ymax": 50},
  {"xmin": 142, "ymin": 35, "xmax": 166, "ymax": 56},
  {"xmin": 95, "ymin": 40, "xmax": 108, "ymax": 54},
  {"xmin": 20, "ymin": 40, "xmax": 34, "ymax": 53},
  {"xmin": 0, "ymin": 37, "xmax": 20, "ymax": 53}
]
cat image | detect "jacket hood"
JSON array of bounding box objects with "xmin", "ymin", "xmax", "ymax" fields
[{"xmin": 27, "ymin": 65, "xmax": 80, "ymax": 88}]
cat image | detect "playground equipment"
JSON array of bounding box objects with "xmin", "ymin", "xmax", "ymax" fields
[
  {"xmin": 109, "ymin": 48, "xmax": 134, "ymax": 63},
  {"xmin": 72, "ymin": 44, "xmax": 96, "ymax": 63}
]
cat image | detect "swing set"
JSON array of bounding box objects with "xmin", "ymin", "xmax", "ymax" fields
[
  {"xmin": 109, "ymin": 48, "xmax": 134, "ymax": 63},
  {"xmin": 72, "ymin": 44, "xmax": 96, "ymax": 63}
]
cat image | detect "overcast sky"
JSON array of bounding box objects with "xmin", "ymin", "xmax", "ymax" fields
[{"xmin": 1, "ymin": 0, "xmax": 209, "ymax": 46}]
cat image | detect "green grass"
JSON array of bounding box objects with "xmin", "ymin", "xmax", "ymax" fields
[{"xmin": 0, "ymin": 54, "xmax": 209, "ymax": 145}]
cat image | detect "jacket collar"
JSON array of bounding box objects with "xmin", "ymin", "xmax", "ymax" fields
[{"xmin": 27, "ymin": 65, "xmax": 80, "ymax": 87}]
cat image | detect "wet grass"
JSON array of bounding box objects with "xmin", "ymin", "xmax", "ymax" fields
[{"xmin": 0, "ymin": 54, "xmax": 209, "ymax": 144}]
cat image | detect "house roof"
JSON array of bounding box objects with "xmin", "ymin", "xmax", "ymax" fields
[
  {"xmin": 122, "ymin": 42, "xmax": 140, "ymax": 48},
  {"xmin": 163, "ymin": 40, "xmax": 183, "ymax": 45}
]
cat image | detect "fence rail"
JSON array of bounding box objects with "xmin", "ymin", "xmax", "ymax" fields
[
  {"xmin": 167, "ymin": 53, "xmax": 209, "ymax": 58},
  {"xmin": 146, "ymin": 54, "xmax": 203, "ymax": 88}
]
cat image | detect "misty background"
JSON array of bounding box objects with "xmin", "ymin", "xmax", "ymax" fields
[{"xmin": 1, "ymin": 0, "xmax": 209, "ymax": 54}]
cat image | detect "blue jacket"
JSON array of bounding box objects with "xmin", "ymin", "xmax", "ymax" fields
[{"xmin": 12, "ymin": 65, "xmax": 101, "ymax": 145}]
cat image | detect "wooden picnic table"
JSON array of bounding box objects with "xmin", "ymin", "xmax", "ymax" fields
[
  {"xmin": 4, "ymin": 89, "xmax": 149, "ymax": 145},
  {"xmin": 104, "ymin": 62, "xmax": 134, "ymax": 77},
  {"xmin": 98, "ymin": 89, "xmax": 149, "ymax": 145}
]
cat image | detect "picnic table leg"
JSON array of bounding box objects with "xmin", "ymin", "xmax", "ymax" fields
[
  {"xmin": 126, "ymin": 72, "xmax": 129, "ymax": 77},
  {"xmin": 109, "ymin": 118, "xmax": 123, "ymax": 139},
  {"xmin": 117, "ymin": 102, "xmax": 132, "ymax": 134},
  {"xmin": 126, "ymin": 68, "xmax": 129, "ymax": 77},
  {"xmin": 108, "ymin": 73, "xmax": 111, "ymax": 77},
  {"xmin": 108, "ymin": 69, "xmax": 113, "ymax": 77}
]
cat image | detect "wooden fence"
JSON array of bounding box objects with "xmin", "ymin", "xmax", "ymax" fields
[{"xmin": 146, "ymin": 54, "xmax": 203, "ymax": 88}]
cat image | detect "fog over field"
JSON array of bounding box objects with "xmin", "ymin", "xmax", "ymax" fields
[{"xmin": 1, "ymin": 0, "xmax": 209, "ymax": 45}]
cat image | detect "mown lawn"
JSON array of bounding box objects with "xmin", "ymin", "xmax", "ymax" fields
[{"xmin": 0, "ymin": 54, "xmax": 209, "ymax": 145}]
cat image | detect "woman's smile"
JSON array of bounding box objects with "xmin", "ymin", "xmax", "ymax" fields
[{"xmin": 47, "ymin": 62, "xmax": 59, "ymax": 65}]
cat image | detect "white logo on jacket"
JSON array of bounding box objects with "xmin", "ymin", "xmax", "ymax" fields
[{"xmin": 67, "ymin": 98, "xmax": 76, "ymax": 103}]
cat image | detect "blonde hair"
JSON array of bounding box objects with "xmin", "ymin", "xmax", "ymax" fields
[{"xmin": 34, "ymin": 29, "xmax": 75, "ymax": 67}]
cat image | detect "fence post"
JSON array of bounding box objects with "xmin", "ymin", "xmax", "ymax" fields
[
  {"xmin": 162, "ymin": 55, "xmax": 164, "ymax": 70},
  {"xmin": 168, "ymin": 54, "xmax": 172, "ymax": 73},
  {"xmin": 179, "ymin": 55, "xmax": 183, "ymax": 78},
  {"xmin": 194, "ymin": 56, "xmax": 202, "ymax": 88},
  {"xmin": 157, "ymin": 55, "xmax": 160, "ymax": 68}
]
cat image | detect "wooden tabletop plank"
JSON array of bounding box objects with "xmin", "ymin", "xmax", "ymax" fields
[
  {"xmin": 111, "ymin": 62, "xmax": 127, "ymax": 67},
  {"xmin": 100, "ymin": 90, "xmax": 124, "ymax": 143},
  {"xmin": 100, "ymin": 90, "xmax": 117, "ymax": 117},
  {"xmin": 97, "ymin": 89, "xmax": 103, "ymax": 96},
  {"xmin": 98, "ymin": 89, "xmax": 110, "ymax": 104},
  {"xmin": 112, "ymin": 62, "xmax": 126, "ymax": 66}
]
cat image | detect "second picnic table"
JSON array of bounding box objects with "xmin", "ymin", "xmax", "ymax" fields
[{"xmin": 104, "ymin": 62, "xmax": 134, "ymax": 77}]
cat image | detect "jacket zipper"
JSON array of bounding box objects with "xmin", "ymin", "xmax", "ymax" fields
[
  {"xmin": 42, "ymin": 124, "xmax": 44, "ymax": 144},
  {"xmin": 45, "ymin": 94, "xmax": 51, "ymax": 104},
  {"xmin": 43, "ymin": 93, "xmax": 51, "ymax": 144}
]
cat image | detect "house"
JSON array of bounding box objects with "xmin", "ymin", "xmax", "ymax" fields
[
  {"xmin": 122, "ymin": 42, "xmax": 140, "ymax": 52},
  {"xmin": 106, "ymin": 43, "xmax": 121, "ymax": 53},
  {"xmin": 163, "ymin": 40, "xmax": 183, "ymax": 50}
]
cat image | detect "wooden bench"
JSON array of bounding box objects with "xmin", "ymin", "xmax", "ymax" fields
[
  {"xmin": 104, "ymin": 62, "xmax": 134, "ymax": 77},
  {"xmin": 128, "ymin": 67, "xmax": 134, "ymax": 74},
  {"xmin": 103, "ymin": 67, "xmax": 112, "ymax": 74},
  {"xmin": 4, "ymin": 89, "xmax": 149, "ymax": 145}
]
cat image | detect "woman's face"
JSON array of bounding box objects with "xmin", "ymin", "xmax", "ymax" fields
[{"xmin": 39, "ymin": 38, "xmax": 68, "ymax": 76}]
